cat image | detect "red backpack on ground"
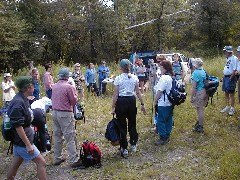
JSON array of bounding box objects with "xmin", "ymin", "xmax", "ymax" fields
[{"xmin": 80, "ymin": 140, "xmax": 102, "ymax": 168}]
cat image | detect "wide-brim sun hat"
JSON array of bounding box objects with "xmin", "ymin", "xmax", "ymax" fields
[
  {"xmin": 15, "ymin": 76, "xmax": 33, "ymax": 90},
  {"xmin": 119, "ymin": 59, "xmax": 132, "ymax": 68},
  {"xmin": 4, "ymin": 72, "xmax": 12, "ymax": 77},
  {"xmin": 191, "ymin": 58, "xmax": 203, "ymax": 68}
]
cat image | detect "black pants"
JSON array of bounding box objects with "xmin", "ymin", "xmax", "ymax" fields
[
  {"xmin": 87, "ymin": 83, "xmax": 99, "ymax": 96},
  {"xmin": 115, "ymin": 96, "xmax": 138, "ymax": 149},
  {"xmin": 98, "ymin": 79, "xmax": 107, "ymax": 95},
  {"xmin": 32, "ymin": 108, "xmax": 46, "ymax": 152}
]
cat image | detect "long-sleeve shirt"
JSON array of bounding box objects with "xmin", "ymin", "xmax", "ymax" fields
[
  {"xmin": 51, "ymin": 80, "xmax": 78, "ymax": 112},
  {"xmin": 85, "ymin": 68, "xmax": 97, "ymax": 85},
  {"xmin": 43, "ymin": 71, "xmax": 54, "ymax": 91}
]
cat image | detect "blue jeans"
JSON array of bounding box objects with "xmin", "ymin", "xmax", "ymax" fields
[{"xmin": 157, "ymin": 106, "xmax": 173, "ymax": 139}]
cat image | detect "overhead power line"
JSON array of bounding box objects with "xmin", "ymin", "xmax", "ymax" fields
[{"xmin": 125, "ymin": 3, "xmax": 198, "ymax": 30}]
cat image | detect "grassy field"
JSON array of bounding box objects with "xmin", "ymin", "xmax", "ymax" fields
[{"xmin": 1, "ymin": 57, "xmax": 240, "ymax": 179}]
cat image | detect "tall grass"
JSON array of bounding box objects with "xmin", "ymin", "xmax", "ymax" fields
[{"xmin": 1, "ymin": 56, "xmax": 240, "ymax": 179}]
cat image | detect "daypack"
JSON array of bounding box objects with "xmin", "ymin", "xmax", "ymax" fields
[
  {"xmin": 105, "ymin": 117, "xmax": 121, "ymax": 146},
  {"xmin": 34, "ymin": 124, "xmax": 52, "ymax": 151},
  {"xmin": 80, "ymin": 140, "xmax": 101, "ymax": 168},
  {"xmin": 164, "ymin": 78, "xmax": 187, "ymax": 106},
  {"xmin": 73, "ymin": 102, "xmax": 85, "ymax": 123},
  {"xmin": 204, "ymin": 75, "xmax": 219, "ymax": 97}
]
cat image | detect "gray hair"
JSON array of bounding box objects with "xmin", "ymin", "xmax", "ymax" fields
[{"xmin": 192, "ymin": 58, "xmax": 203, "ymax": 68}]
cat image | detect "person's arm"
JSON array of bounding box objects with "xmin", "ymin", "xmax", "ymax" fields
[
  {"xmin": 190, "ymin": 81, "xmax": 197, "ymax": 103},
  {"xmin": 111, "ymin": 85, "xmax": 119, "ymax": 114},
  {"xmin": 154, "ymin": 90, "xmax": 162, "ymax": 106},
  {"xmin": 15, "ymin": 126, "xmax": 34, "ymax": 154},
  {"xmin": 135, "ymin": 83, "xmax": 146, "ymax": 115}
]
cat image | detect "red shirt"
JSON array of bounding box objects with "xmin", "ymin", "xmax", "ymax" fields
[{"xmin": 52, "ymin": 80, "xmax": 78, "ymax": 112}]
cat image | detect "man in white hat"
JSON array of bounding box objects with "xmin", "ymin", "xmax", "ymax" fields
[
  {"xmin": 1, "ymin": 72, "xmax": 16, "ymax": 108},
  {"xmin": 220, "ymin": 46, "xmax": 238, "ymax": 115}
]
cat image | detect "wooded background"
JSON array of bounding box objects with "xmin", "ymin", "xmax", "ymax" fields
[{"xmin": 1, "ymin": 0, "xmax": 240, "ymax": 73}]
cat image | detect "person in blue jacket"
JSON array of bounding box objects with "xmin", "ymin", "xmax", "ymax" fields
[
  {"xmin": 97, "ymin": 61, "xmax": 110, "ymax": 95},
  {"xmin": 85, "ymin": 63, "xmax": 99, "ymax": 96}
]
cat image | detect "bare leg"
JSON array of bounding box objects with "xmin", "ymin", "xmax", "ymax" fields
[
  {"xmin": 32, "ymin": 155, "xmax": 47, "ymax": 180},
  {"xmin": 225, "ymin": 92, "xmax": 230, "ymax": 106},
  {"xmin": 139, "ymin": 81, "xmax": 144, "ymax": 94},
  {"xmin": 230, "ymin": 92, "xmax": 235, "ymax": 107},
  {"xmin": 197, "ymin": 107, "xmax": 204, "ymax": 126},
  {"xmin": 7, "ymin": 156, "xmax": 24, "ymax": 180}
]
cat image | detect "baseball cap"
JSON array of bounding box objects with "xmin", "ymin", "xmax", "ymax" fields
[
  {"xmin": 119, "ymin": 59, "xmax": 132, "ymax": 68},
  {"xmin": 15, "ymin": 76, "xmax": 33, "ymax": 90},
  {"xmin": 58, "ymin": 68, "xmax": 69, "ymax": 79}
]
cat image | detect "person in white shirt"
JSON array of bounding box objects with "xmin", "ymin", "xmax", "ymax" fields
[
  {"xmin": 154, "ymin": 60, "xmax": 174, "ymax": 145},
  {"xmin": 236, "ymin": 46, "xmax": 240, "ymax": 103},
  {"xmin": 111, "ymin": 59, "xmax": 146, "ymax": 158},
  {"xmin": 1, "ymin": 72, "xmax": 16, "ymax": 108},
  {"xmin": 220, "ymin": 46, "xmax": 238, "ymax": 115}
]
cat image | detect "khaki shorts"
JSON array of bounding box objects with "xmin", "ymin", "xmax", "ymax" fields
[{"xmin": 192, "ymin": 89, "xmax": 208, "ymax": 107}]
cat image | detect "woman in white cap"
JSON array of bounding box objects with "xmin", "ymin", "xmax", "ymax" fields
[
  {"xmin": 190, "ymin": 58, "xmax": 208, "ymax": 133},
  {"xmin": 111, "ymin": 59, "xmax": 146, "ymax": 157},
  {"xmin": 72, "ymin": 63, "xmax": 85, "ymax": 102},
  {"xmin": 1, "ymin": 72, "xmax": 16, "ymax": 108}
]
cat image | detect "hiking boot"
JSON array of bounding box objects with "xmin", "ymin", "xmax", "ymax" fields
[
  {"xmin": 228, "ymin": 107, "xmax": 235, "ymax": 116},
  {"xmin": 193, "ymin": 121, "xmax": 199, "ymax": 128},
  {"xmin": 154, "ymin": 138, "xmax": 169, "ymax": 146},
  {"xmin": 120, "ymin": 148, "xmax": 128, "ymax": 157},
  {"xmin": 192, "ymin": 125, "xmax": 204, "ymax": 133},
  {"xmin": 131, "ymin": 145, "xmax": 137, "ymax": 152},
  {"xmin": 220, "ymin": 106, "xmax": 230, "ymax": 113},
  {"xmin": 70, "ymin": 159, "xmax": 86, "ymax": 169},
  {"xmin": 53, "ymin": 158, "xmax": 66, "ymax": 166}
]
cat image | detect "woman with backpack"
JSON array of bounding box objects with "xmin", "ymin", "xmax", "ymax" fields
[
  {"xmin": 154, "ymin": 60, "xmax": 174, "ymax": 145},
  {"xmin": 111, "ymin": 59, "xmax": 146, "ymax": 157},
  {"xmin": 190, "ymin": 58, "xmax": 208, "ymax": 133},
  {"xmin": 7, "ymin": 76, "xmax": 46, "ymax": 180}
]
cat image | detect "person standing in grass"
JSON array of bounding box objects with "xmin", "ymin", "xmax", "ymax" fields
[
  {"xmin": 51, "ymin": 68, "xmax": 84, "ymax": 168},
  {"xmin": 135, "ymin": 59, "xmax": 146, "ymax": 95},
  {"xmin": 85, "ymin": 63, "xmax": 99, "ymax": 96},
  {"xmin": 172, "ymin": 54, "xmax": 184, "ymax": 83},
  {"xmin": 190, "ymin": 58, "xmax": 208, "ymax": 133},
  {"xmin": 220, "ymin": 46, "xmax": 238, "ymax": 115},
  {"xmin": 43, "ymin": 63, "xmax": 54, "ymax": 99},
  {"xmin": 72, "ymin": 63, "xmax": 85, "ymax": 102},
  {"xmin": 154, "ymin": 60, "xmax": 174, "ymax": 145},
  {"xmin": 97, "ymin": 60, "xmax": 110, "ymax": 96},
  {"xmin": 112, "ymin": 59, "xmax": 146, "ymax": 157},
  {"xmin": 2, "ymin": 72, "xmax": 16, "ymax": 108},
  {"xmin": 236, "ymin": 46, "xmax": 240, "ymax": 103},
  {"xmin": 7, "ymin": 76, "xmax": 46, "ymax": 180}
]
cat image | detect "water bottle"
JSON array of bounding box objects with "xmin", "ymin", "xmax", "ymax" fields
[{"xmin": 4, "ymin": 114, "xmax": 11, "ymax": 130}]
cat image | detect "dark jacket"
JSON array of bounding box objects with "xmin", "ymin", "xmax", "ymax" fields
[{"xmin": 7, "ymin": 92, "xmax": 34, "ymax": 147}]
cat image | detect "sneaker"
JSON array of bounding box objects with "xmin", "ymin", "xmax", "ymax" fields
[
  {"xmin": 220, "ymin": 106, "xmax": 230, "ymax": 113},
  {"xmin": 154, "ymin": 138, "xmax": 169, "ymax": 146},
  {"xmin": 192, "ymin": 125, "xmax": 204, "ymax": 133},
  {"xmin": 120, "ymin": 148, "xmax": 128, "ymax": 157},
  {"xmin": 228, "ymin": 107, "xmax": 235, "ymax": 116},
  {"xmin": 131, "ymin": 145, "xmax": 137, "ymax": 152},
  {"xmin": 53, "ymin": 158, "xmax": 66, "ymax": 166}
]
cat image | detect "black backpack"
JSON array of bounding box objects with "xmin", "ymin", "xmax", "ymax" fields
[
  {"xmin": 164, "ymin": 78, "xmax": 187, "ymax": 106},
  {"xmin": 73, "ymin": 102, "xmax": 85, "ymax": 123},
  {"xmin": 105, "ymin": 117, "xmax": 121, "ymax": 146}
]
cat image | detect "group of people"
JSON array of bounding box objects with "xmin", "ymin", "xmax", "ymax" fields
[{"xmin": 3, "ymin": 45, "xmax": 240, "ymax": 179}]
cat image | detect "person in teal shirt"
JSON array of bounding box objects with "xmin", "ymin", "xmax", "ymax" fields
[{"xmin": 190, "ymin": 58, "xmax": 208, "ymax": 133}]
